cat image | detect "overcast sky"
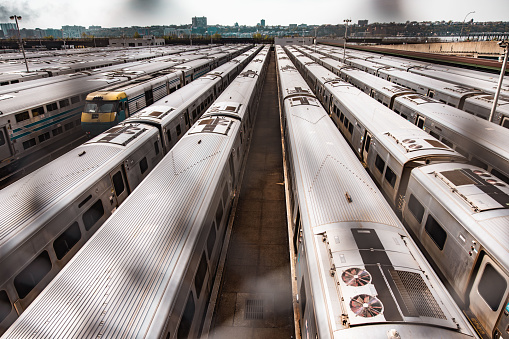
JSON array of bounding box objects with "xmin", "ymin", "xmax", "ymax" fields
[{"xmin": 1, "ymin": 0, "xmax": 508, "ymax": 29}]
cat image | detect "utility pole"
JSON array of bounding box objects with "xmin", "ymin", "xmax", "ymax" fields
[
  {"xmin": 460, "ymin": 11, "xmax": 475, "ymax": 41},
  {"xmin": 489, "ymin": 40, "xmax": 508, "ymax": 123},
  {"xmin": 343, "ymin": 19, "xmax": 351, "ymax": 62},
  {"xmin": 10, "ymin": 15, "xmax": 29, "ymax": 72}
]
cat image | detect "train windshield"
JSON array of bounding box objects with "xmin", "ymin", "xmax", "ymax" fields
[{"xmin": 84, "ymin": 100, "xmax": 118, "ymax": 113}]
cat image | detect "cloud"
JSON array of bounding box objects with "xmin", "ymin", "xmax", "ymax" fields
[{"xmin": 0, "ymin": 1, "xmax": 39, "ymax": 22}]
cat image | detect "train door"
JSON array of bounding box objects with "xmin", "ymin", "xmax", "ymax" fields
[
  {"xmin": 362, "ymin": 132, "xmax": 372, "ymax": 163},
  {"xmin": 0, "ymin": 126, "xmax": 12, "ymax": 161},
  {"xmin": 416, "ymin": 116, "xmax": 425, "ymax": 129},
  {"xmin": 110, "ymin": 165, "xmax": 130, "ymax": 207},
  {"xmin": 145, "ymin": 90, "xmax": 154, "ymax": 106},
  {"xmin": 468, "ymin": 255, "xmax": 509, "ymax": 337}
]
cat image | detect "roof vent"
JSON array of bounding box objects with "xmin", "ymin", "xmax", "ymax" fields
[
  {"xmin": 349, "ymin": 294, "xmax": 383, "ymax": 318},
  {"xmin": 342, "ymin": 268, "xmax": 371, "ymax": 287}
]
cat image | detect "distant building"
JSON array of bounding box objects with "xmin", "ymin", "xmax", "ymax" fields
[
  {"xmin": 192, "ymin": 16, "xmax": 207, "ymax": 28},
  {"xmin": 234, "ymin": 22, "xmax": 239, "ymax": 27},
  {"xmin": 62, "ymin": 25, "xmax": 86, "ymax": 38},
  {"xmin": 261, "ymin": 19, "xmax": 265, "ymax": 27},
  {"xmin": 109, "ymin": 35, "xmax": 164, "ymax": 47},
  {"xmin": 289, "ymin": 24, "xmax": 297, "ymax": 29},
  {"xmin": 45, "ymin": 28, "xmax": 63, "ymax": 38},
  {"xmin": 0, "ymin": 23, "xmax": 16, "ymax": 37},
  {"xmin": 358, "ymin": 20, "xmax": 368, "ymax": 26},
  {"xmin": 89, "ymin": 26, "xmax": 102, "ymax": 30}
]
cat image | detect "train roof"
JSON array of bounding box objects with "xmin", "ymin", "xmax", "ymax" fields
[
  {"xmin": 377, "ymin": 67, "xmax": 484, "ymax": 97},
  {"xmin": 410, "ymin": 163, "xmax": 509, "ymax": 271},
  {"xmin": 340, "ymin": 67, "xmax": 414, "ymax": 96},
  {"xmin": 288, "ymin": 52, "xmax": 464, "ymax": 165},
  {"xmin": 396, "ymin": 94, "xmax": 509, "ymax": 163},
  {"xmin": 277, "ymin": 48, "xmax": 473, "ymax": 336},
  {"xmin": 464, "ymin": 93, "xmax": 509, "ymax": 113},
  {"xmin": 0, "ymin": 124, "xmax": 159, "ymax": 268},
  {"xmin": 1, "ymin": 116, "xmax": 241, "ymax": 338}
]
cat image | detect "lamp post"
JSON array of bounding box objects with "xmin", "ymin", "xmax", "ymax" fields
[
  {"xmin": 460, "ymin": 11, "xmax": 475, "ymax": 41},
  {"xmin": 343, "ymin": 19, "xmax": 351, "ymax": 62},
  {"xmin": 10, "ymin": 15, "xmax": 29, "ymax": 72},
  {"xmin": 489, "ymin": 40, "xmax": 508, "ymax": 123}
]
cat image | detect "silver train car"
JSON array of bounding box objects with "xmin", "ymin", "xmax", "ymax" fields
[
  {"xmin": 402, "ymin": 163, "xmax": 509, "ymax": 339},
  {"xmin": 0, "ymin": 46, "xmax": 197, "ymax": 85},
  {"xmin": 80, "ymin": 45, "xmax": 250, "ymax": 135},
  {"xmin": 284, "ymin": 46, "xmax": 465, "ymax": 208},
  {"xmin": 0, "ymin": 45, "xmax": 269, "ymax": 339},
  {"xmin": 289, "ymin": 46, "xmax": 509, "ymax": 338},
  {"xmin": 0, "ymin": 46, "xmax": 260, "ymax": 334},
  {"xmin": 0, "ymin": 46, "xmax": 249, "ymax": 187},
  {"xmin": 276, "ymin": 46, "xmax": 476, "ymax": 339},
  {"xmin": 293, "ymin": 45, "xmax": 509, "ymax": 185},
  {"xmin": 309, "ymin": 45, "xmax": 509, "ymax": 128}
]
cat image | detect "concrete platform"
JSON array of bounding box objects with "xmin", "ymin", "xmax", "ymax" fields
[{"xmin": 206, "ymin": 49, "xmax": 295, "ymax": 339}]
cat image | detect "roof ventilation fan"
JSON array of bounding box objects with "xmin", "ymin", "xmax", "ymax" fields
[
  {"xmin": 349, "ymin": 294, "xmax": 383, "ymax": 318},
  {"xmin": 341, "ymin": 268, "xmax": 371, "ymax": 287}
]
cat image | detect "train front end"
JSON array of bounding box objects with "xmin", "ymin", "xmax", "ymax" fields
[{"xmin": 81, "ymin": 92, "xmax": 127, "ymax": 136}]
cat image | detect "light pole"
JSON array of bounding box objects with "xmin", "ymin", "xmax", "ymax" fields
[
  {"xmin": 460, "ymin": 11, "xmax": 475, "ymax": 41},
  {"xmin": 10, "ymin": 15, "xmax": 29, "ymax": 72},
  {"xmin": 489, "ymin": 40, "xmax": 508, "ymax": 123},
  {"xmin": 314, "ymin": 27, "xmax": 318, "ymax": 53},
  {"xmin": 343, "ymin": 19, "xmax": 351, "ymax": 62}
]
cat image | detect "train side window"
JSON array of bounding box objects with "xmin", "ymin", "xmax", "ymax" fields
[
  {"xmin": 64, "ymin": 122, "xmax": 74, "ymax": 131},
  {"xmin": 176, "ymin": 124, "xmax": 182, "ymax": 136},
  {"xmin": 0, "ymin": 290, "xmax": 11, "ymax": 323},
  {"xmin": 177, "ymin": 291, "xmax": 195, "ymax": 339},
  {"xmin": 112, "ymin": 171, "xmax": 125, "ymax": 196},
  {"xmin": 455, "ymin": 146, "xmax": 468, "ymax": 158},
  {"xmin": 53, "ymin": 222, "xmax": 81, "ymax": 260},
  {"xmin": 207, "ymin": 223, "xmax": 216, "ymax": 258},
  {"xmin": 70, "ymin": 96, "xmax": 80, "ymax": 104},
  {"xmin": 83, "ymin": 200, "xmax": 104, "ymax": 231},
  {"xmin": 0, "ymin": 130, "xmax": 4, "ymax": 147},
  {"xmin": 470, "ymin": 157, "xmax": 488, "ymax": 170},
  {"xmin": 491, "ymin": 169, "xmax": 509, "ymax": 184},
  {"xmin": 375, "ymin": 154, "xmax": 385, "ymax": 174},
  {"xmin": 384, "ymin": 166, "xmax": 397, "ymax": 188},
  {"xmin": 52, "ymin": 126, "xmax": 63, "ymax": 136},
  {"xmin": 215, "ymin": 199, "xmax": 224, "ymax": 227},
  {"xmin": 15, "ymin": 111, "xmax": 30, "ymax": 123},
  {"xmin": 502, "ymin": 117, "xmax": 509, "ymax": 129},
  {"xmin": 300, "ymin": 280, "xmax": 307, "ymax": 316},
  {"xmin": 75, "ymin": 119, "xmax": 81, "ymax": 126},
  {"xmin": 46, "ymin": 102, "xmax": 58, "ymax": 112},
  {"xmin": 184, "ymin": 112, "xmax": 190, "ymax": 126},
  {"xmin": 14, "ymin": 251, "xmax": 52, "ymax": 299},
  {"xmin": 348, "ymin": 122, "xmax": 354, "ymax": 134},
  {"xmin": 166, "ymin": 130, "xmax": 171, "ymax": 143},
  {"xmin": 429, "ymin": 130, "xmax": 440, "ymax": 139},
  {"xmin": 424, "ymin": 215, "xmax": 446, "ymax": 251},
  {"xmin": 343, "ymin": 117, "xmax": 349, "ymax": 128},
  {"xmin": 154, "ymin": 141, "xmax": 160, "ymax": 155},
  {"xmin": 139, "ymin": 157, "xmax": 148, "ymax": 174},
  {"xmin": 478, "ymin": 264, "xmax": 507, "ymax": 311},
  {"xmin": 339, "ymin": 112, "xmax": 344, "ymax": 123},
  {"xmin": 59, "ymin": 99, "xmax": 70, "ymax": 108},
  {"xmin": 22, "ymin": 138, "xmax": 36, "ymax": 150},
  {"xmin": 441, "ymin": 138, "xmax": 453, "ymax": 148},
  {"xmin": 32, "ymin": 106, "xmax": 44, "ymax": 117},
  {"xmin": 38, "ymin": 132, "xmax": 50, "ymax": 143},
  {"xmin": 408, "ymin": 194, "xmax": 425, "ymax": 223},
  {"xmin": 194, "ymin": 253, "xmax": 208, "ymax": 298}
]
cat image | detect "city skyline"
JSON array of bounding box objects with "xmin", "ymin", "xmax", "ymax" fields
[{"xmin": 0, "ymin": 0, "xmax": 508, "ymax": 30}]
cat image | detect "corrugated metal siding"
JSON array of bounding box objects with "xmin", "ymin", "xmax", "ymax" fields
[
  {"xmin": 0, "ymin": 145, "xmax": 120, "ymax": 246},
  {"xmin": 2, "ymin": 133, "xmax": 230, "ymax": 338}
]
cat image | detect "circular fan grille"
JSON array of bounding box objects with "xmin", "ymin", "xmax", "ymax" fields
[
  {"xmin": 341, "ymin": 268, "xmax": 372, "ymax": 287},
  {"xmin": 349, "ymin": 294, "xmax": 383, "ymax": 318}
]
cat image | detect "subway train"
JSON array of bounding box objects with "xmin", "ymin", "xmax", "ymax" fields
[
  {"xmin": 0, "ymin": 45, "xmax": 269, "ymax": 339},
  {"xmin": 276, "ymin": 46, "xmax": 477, "ymax": 339},
  {"xmin": 308, "ymin": 45, "xmax": 509, "ymax": 128},
  {"xmin": 284, "ymin": 46, "xmax": 509, "ymax": 339},
  {"xmin": 292, "ymin": 45, "xmax": 509, "ymax": 185},
  {"xmin": 0, "ymin": 45, "xmax": 203, "ymax": 85},
  {"xmin": 0, "ymin": 45, "xmax": 261, "ymax": 335},
  {"xmin": 0, "ymin": 45, "xmax": 249, "ymax": 187}
]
